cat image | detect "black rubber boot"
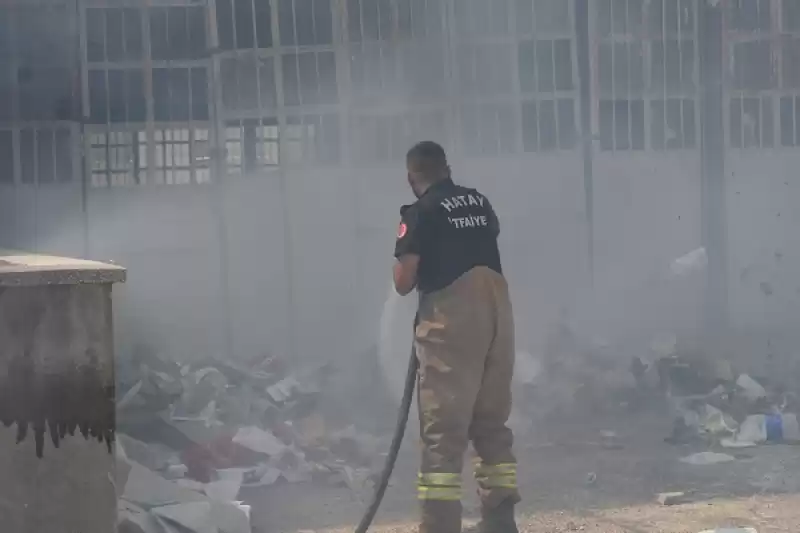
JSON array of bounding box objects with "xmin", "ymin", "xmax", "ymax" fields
[{"xmin": 465, "ymin": 500, "xmax": 518, "ymax": 533}]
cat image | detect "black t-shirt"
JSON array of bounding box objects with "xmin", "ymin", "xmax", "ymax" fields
[{"xmin": 394, "ymin": 178, "xmax": 502, "ymax": 294}]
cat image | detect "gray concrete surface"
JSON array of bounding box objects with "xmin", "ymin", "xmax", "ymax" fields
[
  {"xmin": 0, "ymin": 251, "xmax": 125, "ymax": 533},
  {"xmin": 0, "ymin": 249, "xmax": 126, "ymax": 286},
  {"xmin": 247, "ymin": 409, "xmax": 800, "ymax": 533}
]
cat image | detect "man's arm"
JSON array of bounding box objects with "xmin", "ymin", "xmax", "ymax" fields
[
  {"xmin": 393, "ymin": 205, "xmax": 423, "ymax": 296},
  {"xmin": 393, "ymin": 254, "xmax": 419, "ymax": 296}
]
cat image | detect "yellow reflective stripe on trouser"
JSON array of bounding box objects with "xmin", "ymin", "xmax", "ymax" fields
[
  {"xmin": 418, "ymin": 472, "xmax": 462, "ymax": 501},
  {"xmin": 474, "ymin": 463, "xmax": 518, "ymax": 489}
]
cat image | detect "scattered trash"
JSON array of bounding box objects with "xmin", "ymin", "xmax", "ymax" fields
[
  {"xmin": 720, "ymin": 413, "xmax": 800, "ymax": 447},
  {"xmin": 118, "ymin": 500, "xmax": 163, "ymax": 533},
  {"xmin": 232, "ymin": 426, "xmax": 287, "ymax": 456},
  {"xmin": 657, "ymin": 491, "xmax": 691, "ymax": 506},
  {"xmin": 118, "ymin": 434, "xmax": 176, "ymax": 472},
  {"xmin": 113, "ymin": 315, "xmax": 800, "ymax": 533},
  {"xmin": 736, "ymin": 374, "xmax": 767, "ymax": 403},
  {"xmin": 680, "ymin": 452, "xmax": 737, "ymax": 466},
  {"xmin": 720, "ymin": 437, "xmax": 757, "ymax": 449},
  {"xmin": 204, "ymin": 469, "xmax": 244, "ymax": 501},
  {"xmin": 667, "ymin": 399, "xmax": 738, "ymax": 445},
  {"xmin": 165, "ymin": 464, "xmax": 189, "ymax": 480},
  {"xmin": 670, "ymin": 247, "xmax": 708, "ymax": 278},
  {"xmin": 115, "ymin": 350, "xmax": 381, "ymax": 532},
  {"xmin": 777, "ymin": 413, "xmax": 800, "ymax": 442},
  {"xmin": 699, "ymin": 404, "xmax": 738, "ymax": 436},
  {"xmin": 599, "ymin": 430, "xmax": 623, "ymax": 450},
  {"xmin": 151, "ymin": 501, "xmax": 250, "ymax": 533}
]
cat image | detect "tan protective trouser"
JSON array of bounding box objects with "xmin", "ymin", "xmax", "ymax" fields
[{"xmin": 414, "ymin": 266, "xmax": 519, "ymax": 533}]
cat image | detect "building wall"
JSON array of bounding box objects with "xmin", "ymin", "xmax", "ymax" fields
[{"xmin": 0, "ymin": 0, "xmax": 799, "ymax": 365}]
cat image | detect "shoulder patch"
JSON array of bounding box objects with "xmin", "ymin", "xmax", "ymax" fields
[{"xmin": 397, "ymin": 222, "xmax": 408, "ymax": 239}]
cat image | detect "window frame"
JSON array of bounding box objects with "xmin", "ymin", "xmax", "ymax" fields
[
  {"xmin": 590, "ymin": 0, "xmax": 701, "ymax": 152},
  {"xmin": 723, "ymin": 0, "xmax": 800, "ymax": 150},
  {"xmin": 516, "ymin": 0, "xmax": 580, "ymax": 154}
]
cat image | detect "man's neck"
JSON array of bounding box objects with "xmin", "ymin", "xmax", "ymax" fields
[{"xmin": 417, "ymin": 177, "xmax": 452, "ymax": 197}]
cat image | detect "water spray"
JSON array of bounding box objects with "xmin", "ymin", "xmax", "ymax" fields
[
  {"xmin": 353, "ymin": 287, "xmax": 419, "ymax": 533},
  {"xmin": 354, "ymin": 347, "xmax": 417, "ymax": 533}
]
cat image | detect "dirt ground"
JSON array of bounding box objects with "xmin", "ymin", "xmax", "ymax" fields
[{"xmin": 246, "ymin": 409, "xmax": 800, "ymax": 533}]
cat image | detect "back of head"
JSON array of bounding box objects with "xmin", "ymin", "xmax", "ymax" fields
[{"xmin": 406, "ymin": 141, "xmax": 449, "ymax": 184}]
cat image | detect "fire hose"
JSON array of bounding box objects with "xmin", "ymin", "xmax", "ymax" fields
[{"xmin": 354, "ymin": 346, "xmax": 418, "ymax": 533}]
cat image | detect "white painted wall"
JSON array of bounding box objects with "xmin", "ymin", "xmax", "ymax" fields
[{"xmin": 1, "ymin": 148, "xmax": 798, "ymax": 374}]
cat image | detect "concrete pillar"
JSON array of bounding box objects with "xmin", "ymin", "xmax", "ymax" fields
[
  {"xmin": 0, "ymin": 250, "xmax": 125, "ymax": 533},
  {"xmin": 699, "ymin": 0, "xmax": 729, "ymax": 347}
]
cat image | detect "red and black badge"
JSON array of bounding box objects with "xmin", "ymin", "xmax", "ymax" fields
[{"xmin": 397, "ymin": 221, "xmax": 408, "ymax": 239}]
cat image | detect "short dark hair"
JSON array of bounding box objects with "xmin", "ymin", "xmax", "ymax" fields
[{"xmin": 406, "ymin": 141, "xmax": 448, "ymax": 178}]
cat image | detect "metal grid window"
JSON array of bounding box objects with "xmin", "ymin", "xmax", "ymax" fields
[
  {"xmin": 779, "ymin": 0, "xmax": 800, "ymax": 146},
  {"xmin": 0, "ymin": 3, "xmax": 78, "ymax": 186},
  {"xmin": 722, "ymin": 0, "xmax": 800, "ymax": 149},
  {"xmin": 279, "ymin": 0, "xmax": 334, "ymax": 46},
  {"xmin": 90, "ymin": 127, "xmax": 210, "ymax": 187},
  {"xmin": 281, "ymin": 51, "xmax": 338, "ymax": 106},
  {"xmin": 0, "ymin": 129, "xmax": 14, "ymax": 184},
  {"xmin": 225, "ymin": 124, "xmax": 246, "ymax": 173},
  {"xmin": 349, "ymin": 41, "xmax": 401, "ymax": 104},
  {"xmin": 458, "ymin": 42, "xmax": 515, "ymax": 98},
  {"xmin": 0, "ymin": 13, "xmax": 14, "ymax": 122},
  {"xmin": 350, "ymin": 109, "xmax": 449, "ymax": 163},
  {"xmin": 152, "ymin": 128, "xmax": 197, "ymax": 185},
  {"xmin": 275, "ymin": 0, "xmax": 340, "ymax": 164},
  {"xmin": 19, "ymin": 128, "xmax": 74, "ymax": 185},
  {"xmin": 220, "ymin": 56, "xmax": 278, "ymax": 114},
  {"xmin": 255, "ymin": 123, "xmax": 280, "ymax": 166},
  {"xmin": 517, "ymin": 0, "xmax": 578, "ymax": 152},
  {"xmin": 152, "ymin": 67, "xmax": 210, "ymax": 122},
  {"xmin": 345, "ymin": 0, "xmax": 449, "ymax": 42},
  {"xmin": 149, "ymin": 6, "xmax": 207, "ymax": 61},
  {"xmin": 285, "ymin": 114, "xmax": 339, "ymax": 163},
  {"xmin": 593, "ymin": 0, "xmax": 699, "ymax": 151},
  {"xmin": 277, "ymin": 0, "xmax": 338, "ymax": 108},
  {"xmin": 224, "ymin": 119, "xmax": 279, "ymax": 174},
  {"xmin": 84, "ymin": 5, "xmax": 211, "ymax": 185},
  {"xmin": 455, "ymin": 0, "xmax": 510, "ymax": 37},
  {"xmin": 347, "ymin": 0, "xmax": 446, "ymax": 104},
  {"xmin": 1, "ymin": 5, "xmax": 79, "ymax": 123},
  {"xmin": 459, "ymin": 103, "xmax": 517, "ymax": 156},
  {"xmin": 223, "ymin": 114, "xmax": 335, "ymax": 170},
  {"xmin": 453, "ymin": 0, "xmax": 516, "ymax": 156},
  {"xmin": 214, "ymin": 0, "xmax": 340, "ymax": 171},
  {"xmin": 90, "ymin": 130, "xmax": 139, "ymax": 187},
  {"xmin": 217, "ymin": 0, "xmax": 274, "ymax": 50},
  {"xmin": 347, "ymin": 0, "xmax": 396, "ymax": 42},
  {"xmin": 346, "ymin": 0, "xmax": 449, "ymax": 164},
  {"xmin": 88, "ymin": 68, "xmax": 147, "ymax": 124},
  {"xmin": 86, "ymin": 6, "xmax": 144, "ymax": 62}
]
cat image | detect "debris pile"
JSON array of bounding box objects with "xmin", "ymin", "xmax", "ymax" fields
[
  {"xmin": 513, "ymin": 333, "xmax": 645, "ymax": 423},
  {"xmin": 116, "ymin": 350, "xmax": 384, "ymax": 533},
  {"xmin": 647, "ymin": 348, "xmax": 800, "ymax": 451},
  {"xmin": 518, "ymin": 315, "xmax": 800, "ymax": 460}
]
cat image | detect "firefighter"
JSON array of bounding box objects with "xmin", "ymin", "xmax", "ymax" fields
[{"xmin": 392, "ymin": 141, "xmax": 520, "ymax": 533}]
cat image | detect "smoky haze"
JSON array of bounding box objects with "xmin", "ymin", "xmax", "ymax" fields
[{"xmin": 4, "ymin": 0, "xmax": 800, "ymax": 530}]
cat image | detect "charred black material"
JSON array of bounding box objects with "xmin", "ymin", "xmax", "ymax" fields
[
  {"xmin": 0, "ymin": 284, "xmax": 117, "ymax": 458},
  {"xmin": 0, "ymin": 354, "xmax": 115, "ymax": 458}
]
